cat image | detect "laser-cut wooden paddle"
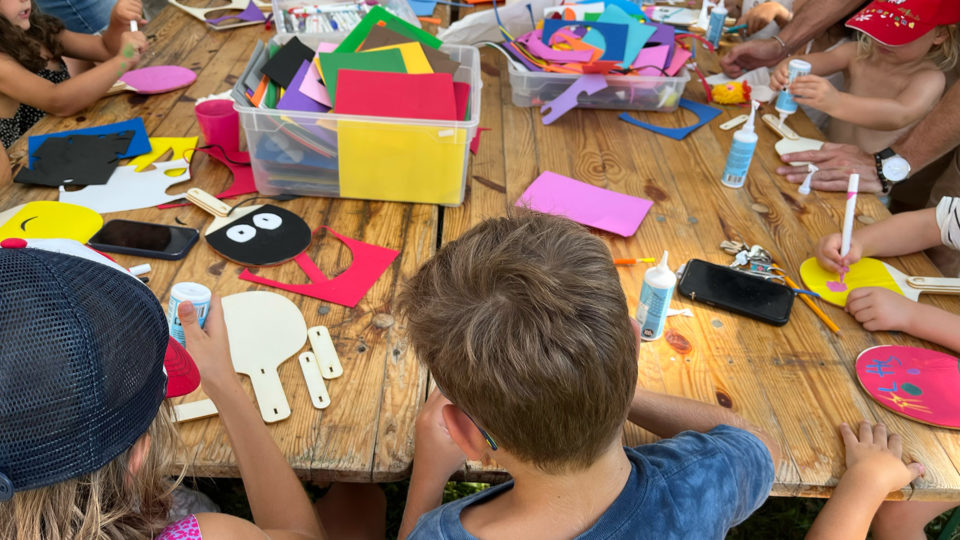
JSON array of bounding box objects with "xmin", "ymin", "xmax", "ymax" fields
[
  {"xmin": 761, "ymin": 114, "xmax": 823, "ymax": 166},
  {"xmin": 185, "ymin": 188, "xmax": 312, "ymax": 266},
  {"xmin": 108, "ymin": 66, "xmax": 197, "ymax": 95},
  {"xmin": 167, "ymin": 0, "xmax": 269, "ymax": 30},
  {"xmin": 799, "ymin": 256, "xmax": 960, "ymax": 307}
]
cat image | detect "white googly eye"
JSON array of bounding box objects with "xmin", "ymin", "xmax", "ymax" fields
[
  {"xmin": 226, "ymin": 224, "xmax": 256, "ymax": 243},
  {"xmin": 253, "ymin": 212, "xmax": 283, "ymax": 230}
]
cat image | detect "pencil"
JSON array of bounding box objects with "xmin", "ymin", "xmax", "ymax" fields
[
  {"xmin": 775, "ymin": 268, "xmax": 840, "ymax": 334},
  {"xmin": 614, "ymin": 257, "xmax": 655, "ymax": 265}
]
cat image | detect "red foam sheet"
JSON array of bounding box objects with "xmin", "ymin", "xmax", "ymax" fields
[{"xmin": 333, "ymin": 70, "xmax": 458, "ymax": 121}]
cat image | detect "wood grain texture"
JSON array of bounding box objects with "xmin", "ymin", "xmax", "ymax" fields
[
  {"xmin": 1, "ymin": 9, "xmax": 432, "ymax": 482},
  {"xmin": 443, "ymin": 45, "xmax": 960, "ymax": 499}
]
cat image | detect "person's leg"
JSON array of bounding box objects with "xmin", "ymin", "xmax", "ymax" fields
[
  {"xmin": 314, "ymin": 482, "xmax": 386, "ymax": 540},
  {"xmin": 33, "ymin": 0, "xmax": 112, "ymax": 33},
  {"xmin": 871, "ymin": 500, "xmax": 959, "ymax": 540}
]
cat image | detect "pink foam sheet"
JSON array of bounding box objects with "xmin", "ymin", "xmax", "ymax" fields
[{"xmin": 119, "ymin": 66, "xmax": 197, "ymax": 94}]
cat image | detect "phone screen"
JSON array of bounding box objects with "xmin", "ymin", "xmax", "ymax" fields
[
  {"xmin": 678, "ymin": 259, "xmax": 794, "ymax": 325},
  {"xmin": 90, "ymin": 220, "xmax": 198, "ymax": 257}
]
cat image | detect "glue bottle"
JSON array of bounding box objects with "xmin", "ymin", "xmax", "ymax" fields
[
  {"xmin": 167, "ymin": 282, "xmax": 210, "ymax": 346},
  {"xmin": 706, "ymin": 3, "xmax": 727, "ymax": 49},
  {"xmin": 721, "ymin": 100, "xmax": 760, "ymax": 189},
  {"xmin": 636, "ymin": 251, "xmax": 675, "ymax": 341},
  {"xmin": 775, "ymin": 59, "xmax": 811, "ymax": 127}
]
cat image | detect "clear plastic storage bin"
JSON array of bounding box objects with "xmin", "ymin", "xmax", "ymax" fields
[
  {"xmin": 508, "ymin": 64, "xmax": 690, "ymax": 112},
  {"xmin": 271, "ymin": 0, "xmax": 420, "ymax": 35},
  {"xmin": 234, "ymin": 34, "xmax": 481, "ymax": 206}
]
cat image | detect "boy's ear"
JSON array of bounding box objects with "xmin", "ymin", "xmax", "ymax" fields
[
  {"xmin": 126, "ymin": 433, "xmax": 151, "ymax": 487},
  {"xmin": 442, "ymin": 404, "xmax": 489, "ymax": 461}
]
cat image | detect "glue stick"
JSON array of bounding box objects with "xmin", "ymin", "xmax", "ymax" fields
[
  {"xmin": 721, "ymin": 100, "xmax": 760, "ymax": 188},
  {"xmin": 636, "ymin": 251, "xmax": 676, "ymax": 341},
  {"xmin": 775, "ymin": 59, "xmax": 811, "ymax": 126},
  {"xmin": 706, "ymin": 3, "xmax": 727, "ymax": 49},
  {"xmin": 167, "ymin": 282, "xmax": 210, "ymax": 346}
]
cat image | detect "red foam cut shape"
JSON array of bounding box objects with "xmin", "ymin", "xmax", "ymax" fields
[
  {"xmin": 454, "ymin": 82, "xmax": 470, "ymax": 121},
  {"xmin": 238, "ymin": 226, "xmax": 399, "ymax": 307},
  {"xmin": 333, "ymin": 70, "xmax": 458, "ymax": 121},
  {"xmin": 158, "ymin": 146, "xmax": 256, "ymax": 209},
  {"xmin": 470, "ymin": 127, "xmax": 490, "ymax": 155}
]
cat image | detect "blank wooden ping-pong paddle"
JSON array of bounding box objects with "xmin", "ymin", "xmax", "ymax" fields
[
  {"xmin": 108, "ymin": 66, "xmax": 197, "ymax": 95},
  {"xmin": 185, "ymin": 188, "xmax": 312, "ymax": 266},
  {"xmin": 761, "ymin": 114, "xmax": 823, "ymax": 166},
  {"xmin": 800, "ymin": 256, "xmax": 960, "ymax": 307},
  {"xmin": 171, "ymin": 291, "xmax": 307, "ymax": 423}
]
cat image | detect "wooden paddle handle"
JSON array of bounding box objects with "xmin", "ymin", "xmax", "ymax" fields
[
  {"xmin": 761, "ymin": 114, "xmax": 799, "ymax": 140},
  {"xmin": 172, "ymin": 399, "xmax": 218, "ymax": 422},
  {"xmin": 247, "ymin": 368, "xmax": 291, "ymax": 423},
  {"xmin": 186, "ymin": 188, "xmax": 232, "ymax": 217},
  {"xmin": 106, "ymin": 80, "xmax": 131, "ymax": 96},
  {"xmin": 907, "ymin": 276, "xmax": 960, "ymax": 295}
]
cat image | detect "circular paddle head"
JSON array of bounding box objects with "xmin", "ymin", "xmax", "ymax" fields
[
  {"xmin": 799, "ymin": 257, "xmax": 907, "ymax": 307},
  {"xmin": 857, "ymin": 345, "xmax": 960, "ymax": 429},
  {"xmin": 119, "ymin": 66, "xmax": 197, "ymax": 95},
  {"xmin": 204, "ymin": 204, "xmax": 312, "ymax": 266}
]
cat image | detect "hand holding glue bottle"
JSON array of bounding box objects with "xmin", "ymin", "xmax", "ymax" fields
[{"xmin": 636, "ymin": 252, "xmax": 676, "ymax": 341}]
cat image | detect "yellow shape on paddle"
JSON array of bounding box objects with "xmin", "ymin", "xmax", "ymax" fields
[{"xmin": 799, "ymin": 257, "xmax": 904, "ymax": 307}]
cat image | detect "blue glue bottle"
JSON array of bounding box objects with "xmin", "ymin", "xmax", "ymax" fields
[
  {"xmin": 636, "ymin": 251, "xmax": 676, "ymax": 341},
  {"xmin": 706, "ymin": 3, "xmax": 727, "ymax": 49},
  {"xmin": 722, "ymin": 100, "xmax": 760, "ymax": 188},
  {"xmin": 775, "ymin": 59, "xmax": 811, "ymax": 127}
]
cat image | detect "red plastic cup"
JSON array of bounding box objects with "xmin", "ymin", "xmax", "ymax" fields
[{"xmin": 195, "ymin": 99, "xmax": 239, "ymax": 152}]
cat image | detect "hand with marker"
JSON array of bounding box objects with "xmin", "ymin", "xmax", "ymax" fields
[
  {"xmin": 845, "ymin": 287, "xmax": 917, "ymax": 333},
  {"xmin": 111, "ymin": 0, "xmax": 147, "ymax": 27},
  {"xmin": 790, "ymin": 74, "xmax": 838, "ymax": 112},
  {"xmin": 816, "ymin": 232, "xmax": 863, "ymax": 274},
  {"xmin": 115, "ymin": 31, "xmax": 148, "ymax": 69}
]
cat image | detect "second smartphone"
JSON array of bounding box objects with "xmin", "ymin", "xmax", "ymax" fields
[{"xmin": 88, "ymin": 219, "xmax": 200, "ymax": 260}]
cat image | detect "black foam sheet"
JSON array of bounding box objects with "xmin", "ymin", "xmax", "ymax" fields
[{"xmin": 15, "ymin": 131, "xmax": 133, "ymax": 187}]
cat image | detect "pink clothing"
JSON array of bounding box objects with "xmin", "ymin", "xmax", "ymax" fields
[{"xmin": 155, "ymin": 514, "xmax": 203, "ymax": 540}]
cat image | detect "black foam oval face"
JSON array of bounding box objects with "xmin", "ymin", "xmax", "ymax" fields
[{"xmin": 206, "ymin": 205, "xmax": 312, "ymax": 266}]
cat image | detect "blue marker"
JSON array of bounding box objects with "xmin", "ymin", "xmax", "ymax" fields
[
  {"xmin": 705, "ymin": 3, "xmax": 727, "ymax": 49},
  {"xmin": 775, "ymin": 59, "xmax": 811, "ymax": 127},
  {"xmin": 721, "ymin": 100, "xmax": 760, "ymax": 188}
]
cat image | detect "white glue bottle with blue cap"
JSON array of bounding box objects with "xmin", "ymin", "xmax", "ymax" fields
[
  {"xmin": 776, "ymin": 59, "xmax": 811, "ymax": 127},
  {"xmin": 721, "ymin": 100, "xmax": 760, "ymax": 188},
  {"xmin": 636, "ymin": 251, "xmax": 675, "ymax": 341},
  {"xmin": 706, "ymin": 3, "xmax": 727, "ymax": 49}
]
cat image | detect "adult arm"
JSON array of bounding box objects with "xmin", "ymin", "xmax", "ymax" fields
[
  {"xmin": 779, "ymin": 75, "xmax": 960, "ymax": 191},
  {"xmin": 627, "ymin": 386, "xmax": 781, "ymax": 468},
  {"xmin": 179, "ymin": 299, "xmax": 325, "ymax": 540},
  {"xmin": 721, "ymin": 0, "xmax": 862, "ymax": 77},
  {"xmin": 0, "ymin": 31, "xmax": 145, "ymax": 117}
]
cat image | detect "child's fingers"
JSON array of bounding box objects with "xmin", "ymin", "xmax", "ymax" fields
[
  {"xmin": 858, "ymin": 420, "xmax": 873, "ymax": 445},
  {"xmin": 888, "ymin": 432, "xmax": 903, "ymax": 457},
  {"xmin": 873, "ymin": 423, "xmax": 888, "ymax": 449},
  {"xmin": 178, "ymin": 301, "xmax": 207, "ymax": 346},
  {"xmin": 203, "ymin": 295, "xmax": 227, "ymax": 339},
  {"xmin": 839, "ymin": 422, "xmax": 858, "ymax": 448},
  {"xmin": 907, "ymin": 461, "xmax": 926, "ymax": 480}
]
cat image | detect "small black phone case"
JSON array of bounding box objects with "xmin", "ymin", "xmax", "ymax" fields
[{"xmin": 677, "ymin": 259, "xmax": 794, "ymax": 326}]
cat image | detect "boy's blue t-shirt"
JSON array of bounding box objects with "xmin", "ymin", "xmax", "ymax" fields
[{"xmin": 408, "ymin": 424, "xmax": 774, "ymax": 540}]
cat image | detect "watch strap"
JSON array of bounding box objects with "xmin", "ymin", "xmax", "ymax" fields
[{"xmin": 874, "ymin": 151, "xmax": 892, "ymax": 195}]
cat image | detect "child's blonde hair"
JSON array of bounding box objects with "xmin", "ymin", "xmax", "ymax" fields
[
  {"xmin": 857, "ymin": 25, "xmax": 960, "ymax": 71},
  {"xmin": 0, "ymin": 405, "xmax": 183, "ymax": 540}
]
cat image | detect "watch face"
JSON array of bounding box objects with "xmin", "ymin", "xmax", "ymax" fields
[{"xmin": 882, "ymin": 156, "xmax": 911, "ymax": 182}]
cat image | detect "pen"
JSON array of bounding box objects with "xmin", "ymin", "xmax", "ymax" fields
[
  {"xmin": 614, "ymin": 257, "xmax": 655, "ymax": 265},
  {"xmin": 791, "ymin": 287, "xmax": 820, "ymax": 298},
  {"xmin": 725, "ymin": 24, "xmax": 747, "ymax": 33}
]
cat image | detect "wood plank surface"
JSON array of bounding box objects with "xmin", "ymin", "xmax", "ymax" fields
[
  {"xmin": 443, "ymin": 43, "xmax": 960, "ymax": 500},
  {"xmin": 2, "ymin": 8, "xmax": 432, "ymax": 482}
]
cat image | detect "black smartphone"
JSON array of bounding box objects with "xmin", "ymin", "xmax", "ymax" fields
[
  {"xmin": 677, "ymin": 259, "xmax": 795, "ymax": 326},
  {"xmin": 88, "ymin": 219, "xmax": 199, "ymax": 260}
]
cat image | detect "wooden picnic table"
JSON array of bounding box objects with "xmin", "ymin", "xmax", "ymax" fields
[{"xmin": 5, "ymin": 0, "xmax": 960, "ymax": 501}]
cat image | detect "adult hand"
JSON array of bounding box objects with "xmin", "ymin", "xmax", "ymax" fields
[
  {"xmin": 777, "ymin": 143, "xmax": 881, "ymax": 192},
  {"xmin": 414, "ymin": 388, "xmax": 467, "ymax": 481},
  {"xmin": 721, "ymin": 39, "xmax": 787, "ymax": 78},
  {"xmin": 845, "ymin": 287, "xmax": 917, "ymax": 333},
  {"xmin": 840, "ymin": 421, "xmax": 924, "ymax": 494},
  {"xmin": 179, "ymin": 296, "xmax": 238, "ymax": 390}
]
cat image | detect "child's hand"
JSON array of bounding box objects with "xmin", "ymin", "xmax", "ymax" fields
[
  {"xmin": 790, "ymin": 74, "xmax": 837, "ymax": 112},
  {"xmin": 414, "ymin": 389, "xmax": 467, "ymax": 481},
  {"xmin": 740, "ymin": 2, "xmax": 788, "ymax": 35},
  {"xmin": 111, "ymin": 0, "xmax": 146, "ymax": 26},
  {"xmin": 839, "ymin": 421, "xmax": 924, "ymax": 495},
  {"xmin": 770, "ymin": 60, "xmax": 790, "ymax": 92},
  {"xmin": 179, "ymin": 296, "xmax": 238, "ymax": 390},
  {"xmin": 116, "ymin": 31, "xmax": 147, "ymax": 68},
  {"xmin": 816, "ymin": 232, "xmax": 862, "ymax": 274},
  {"xmin": 845, "ymin": 287, "xmax": 917, "ymax": 333}
]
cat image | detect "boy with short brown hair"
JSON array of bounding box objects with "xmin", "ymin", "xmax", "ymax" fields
[{"xmin": 397, "ymin": 211, "xmax": 781, "ymax": 539}]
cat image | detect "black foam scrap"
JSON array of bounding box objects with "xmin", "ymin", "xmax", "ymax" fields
[
  {"xmin": 259, "ymin": 36, "xmax": 315, "ymax": 88},
  {"xmin": 15, "ymin": 131, "xmax": 133, "ymax": 187}
]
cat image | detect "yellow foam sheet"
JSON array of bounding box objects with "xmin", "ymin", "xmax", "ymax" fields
[
  {"xmin": 799, "ymin": 257, "xmax": 904, "ymax": 307},
  {"xmin": 128, "ymin": 136, "xmax": 199, "ymax": 172},
  {"xmin": 364, "ymin": 43, "xmax": 434, "ymax": 74},
  {"xmin": 337, "ymin": 121, "xmax": 466, "ymax": 205},
  {"xmin": 0, "ymin": 201, "xmax": 102, "ymax": 242}
]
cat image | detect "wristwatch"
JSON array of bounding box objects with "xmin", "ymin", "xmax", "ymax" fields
[{"xmin": 874, "ymin": 147, "xmax": 911, "ymax": 194}]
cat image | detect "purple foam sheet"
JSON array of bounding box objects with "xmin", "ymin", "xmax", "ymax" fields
[{"xmin": 206, "ymin": 1, "xmax": 265, "ymax": 25}]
